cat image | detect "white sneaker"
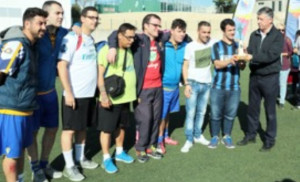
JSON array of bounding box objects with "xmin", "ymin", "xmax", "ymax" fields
[
  {"xmin": 78, "ymin": 159, "xmax": 99, "ymax": 169},
  {"xmin": 43, "ymin": 165, "xmax": 62, "ymax": 179},
  {"xmin": 180, "ymin": 141, "xmax": 193, "ymax": 153},
  {"xmin": 194, "ymin": 134, "xmax": 210, "ymax": 145},
  {"xmin": 63, "ymin": 166, "xmax": 85, "ymax": 182}
]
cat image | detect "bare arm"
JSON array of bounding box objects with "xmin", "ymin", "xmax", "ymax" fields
[
  {"xmin": 98, "ymin": 64, "xmax": 112, "ymax": 108},
  {"xmin": 57, "ymin": 60, "xmax": 75, "ymax": 110},
  {"xmin": 213, "ymin": 57, "xmax": 236, "ymax": 69},
  {"xmin": 182, "ymin": 60, "xmax": 192, "ymax": 98}
]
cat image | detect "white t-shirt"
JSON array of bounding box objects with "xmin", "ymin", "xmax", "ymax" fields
[
  {"xmin": 184, "ymin": 39, "xmax": 217, "ymax": 83},
  {"xmin": 58, "ymin": 32, "xmax": 97, "ymax": 98}
]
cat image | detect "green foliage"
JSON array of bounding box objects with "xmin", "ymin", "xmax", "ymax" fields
[
  {"xmin": 71, "ymin": 4, "xmax": 81, "ymax": 25},
  {"xmin": 214, "ymin": 0, "xmax": 237, "ymax": 13}
]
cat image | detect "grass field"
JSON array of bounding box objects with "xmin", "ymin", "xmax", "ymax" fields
[{"xmin": 1, "ymin": 67, "xmax": 300, "ymax": 182}]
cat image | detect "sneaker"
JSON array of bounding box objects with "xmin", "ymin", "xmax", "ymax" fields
[
  {"xmin": 43, "ymin": 165, "xmax": 62, "ymax": 179},
  {"xmin": 78, "ymin": 159, "xmax": 98, "ymax": 169},
  {"xmin": 146, "ymin": 146, "xmax": 163, "ymax": 159},
  {"xmin": 63, "ymin": 166, "xmax": 85, "ymax": 182},
  {"xmin": 32, "ymin": 169, "xmax": 49, "ymax": 182},
  {"xmin": 156, "ymin": 142, "xmax": 166, "ymax": 154},
  {"xmin": 101, "ymin": 158, "xmax": 118, "ymax": 174},
  {"xmin": 208, "ymin": 136, "xmax": 219, "ymax": 149},
  {"xmin": 136, "ymin": 151, "xmax": 149, "ymax": 163},
  {"xmin": 115, "ymin": 151, "xmax": 134, "ymax": 164},
  {"xmin": 180, "ymin": 140, "xmax": 193, "ymax": 153},
  {"xmin": 221, "ymin": 135, "xmax": 235, "ymax": 149},
  {"xmin": 194, "ymin": 134, "xmax": 210, "ymax": 145},
  {"xmin": 164, "ymin": 137, "xmax": 179, "ymax": 145}
]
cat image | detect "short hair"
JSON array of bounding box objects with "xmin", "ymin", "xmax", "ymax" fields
[
  {"xmin": 42, "ymin": 1, "xmax": 62, "ymax": 11},
  {"xmin": 257, "ymin": 6, "xmax": 274, "ymax": 19},
  {"xmin": 296, "ymin": 30, "xmax": 300, "ymax": 40},
  {"xmin": 171, "ymin": 19, "xmax": 186, "ymax": 30},
  {"xmin": 220, "ymin": 18, "xmax": 235, "ymax": 31},
  {"xmin": 117, "ymin": 23, "xmax": 136, "ymax": 34},
  {"xmin": 22, "ymin": 7, "xmax": 48, "ymax": 25},
  {"xmin": 198, "ymin": 21, "xmax": 211, "ymax": 30},
  {"xmin": 142, "ymin": 14, "xmax": 161, "ymax": 31},
  {"xmin": 81, "ymin": 6, "xmax": 98, "ymax": 17}
]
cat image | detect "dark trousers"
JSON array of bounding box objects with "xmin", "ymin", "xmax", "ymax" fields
[
  {"xmin": 246, "ymin": 73, "xmax": 279, "ymax": 145},
  {"xmin": 134, "ymin": 87, "xmax": 162, "ymax": 151}
]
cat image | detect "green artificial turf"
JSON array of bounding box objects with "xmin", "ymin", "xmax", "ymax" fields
[{"xmin": 1, "ymin": 67, "xmax": 300, "ymax": 182}]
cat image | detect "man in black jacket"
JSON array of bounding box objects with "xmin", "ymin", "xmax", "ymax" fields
[{"xmin": 237, "ymin": 7, "xmax": 284, "ymax": 151}]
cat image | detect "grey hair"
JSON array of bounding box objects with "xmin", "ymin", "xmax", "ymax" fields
[{"xmin": 257, "ymin": 7, "xmax": 274, "ymax": 19}]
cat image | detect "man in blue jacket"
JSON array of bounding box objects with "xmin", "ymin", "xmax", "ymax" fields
[
  {"xmin": 157, "ymin": 19, "xmax": 188, "ymax": 154},
  {"xmin": 26, "ymin": 1, "xmax": 68, "ymax": 181},
  {"xmin": 0, "ymin": 8, "xmax": 47, "ymax": 182}
]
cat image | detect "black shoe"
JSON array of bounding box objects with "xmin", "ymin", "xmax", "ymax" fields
[
  {"xmin": 259, "ymin": 143, "xmax": 274, "ymax": 152},
  {"xmin": 237, "ymin": 137, "xmax": 256, "ymax": 146}
]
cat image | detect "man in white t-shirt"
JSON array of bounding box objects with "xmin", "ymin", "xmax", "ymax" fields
[
  {"xmin": 57, "ymin": 6, "xmax": 99, "ymax": 181},
  {"xmin": 181, "ymin": 21, "xmax": 216, "ymax": 153}
]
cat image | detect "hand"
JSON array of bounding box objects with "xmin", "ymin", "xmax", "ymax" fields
[
  {"xmin": 281, "ymin": 53, "xmax": 288, "ymax": 57},
  {"xmin": 65, "ymin": 92, "xmax": 75, "ymax": 110},
  {"xmin": 184, "ymin": 85, "xmax": 192, "ymax": 98},
  {"xmin": 100, "ymin": 92, "xmax": 112, "ymax": 108},
  {"xmin": 72, "ymin": 24, "xmax": 82, "ymax": 35},
  {"xmin": 106, "ymin": 48, "xmax": 117, "ymax": 64}
]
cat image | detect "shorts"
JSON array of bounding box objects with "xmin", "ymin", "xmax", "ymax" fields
[
  {"xmin": 0, "ymin": 114, "xmax": 33, "ymax": 158},
  {"xmin": 32, "ymin": 90, "xmax": 59, "ymax": 131},
  {"xmin": 62, "ymin": 97, "xmax": 96, "ymax": 131},
  {"xmin": 161, "ymin": 88, "xmax": 180, "ymax": 119},
  {"xmin": 97, "ymin": 103, "xmax": 130, "ymax": 133}
]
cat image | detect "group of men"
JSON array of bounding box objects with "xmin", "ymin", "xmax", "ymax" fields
[{"xmin": 0, "ymin": 0, "xmax": 284, "ymax": 181}]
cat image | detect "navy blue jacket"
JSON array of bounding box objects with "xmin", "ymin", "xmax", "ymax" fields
[{"xmin": 0, "ymin": 27, "xmax": 38, "ymax": 111}]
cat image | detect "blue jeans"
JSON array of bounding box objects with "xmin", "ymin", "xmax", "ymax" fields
[
  {"xmin": 210, "ymin": 88, "xmax": 240, "ymax": 137},
  {"xmin": 184, "ymin": 80, "xmax": 210, "ymax": 142},
  {"xmin": 279, "ymin": 69, "xmax": 290, "ymax": 104}
]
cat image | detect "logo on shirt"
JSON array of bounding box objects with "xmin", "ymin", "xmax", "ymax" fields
[
  {"xmin": 3, "ymin": 47, "xmax": 12, "ymax": 54},
  {"xmin": 6, "ymin": 147, "xmax": 10, "ymax": 154}
]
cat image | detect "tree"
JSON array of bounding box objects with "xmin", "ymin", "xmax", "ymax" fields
[{"xmin": 213, "ymin": 0, "xmax": 237, "ymax": 13}]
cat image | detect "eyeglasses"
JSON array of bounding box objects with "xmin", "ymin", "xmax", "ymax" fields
[
  {"xmin": 148, "ymin": 23, "xmax": 161, "ymax": 28},
  {"xmin": 122, "ymin": 34, "xmax": 135, "ymax": 41},
  {"xmin": 85, "ymin": 16, "xmax": 99, "ymax": 21},
  {"xmin": 278, "ymin": 29, "xmax": 285, "ymax": 32}
]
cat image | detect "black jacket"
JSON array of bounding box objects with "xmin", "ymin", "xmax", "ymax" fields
[{"xmin": 247, "ymin": 25, "xmax": 284, "ymax": 76}]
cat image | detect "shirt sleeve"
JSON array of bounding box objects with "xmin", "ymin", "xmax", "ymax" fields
[
  {"xmin": 0, "ymin": 41, "xmax": 24, "ymax": 76},
  {"xmin": 211, "ymin": 42, "xmax": 220, "ymax": 62},
  {"xmin": 97, "ymin": 45, "xmax": 109, "ymax": 67},
  {"xmin": 184, "ymin": 43, "xmax": 191, "ymax": 61},
  {"xmin": 58, "ymin": 32, "xmax": 77, "ymax": 62}
]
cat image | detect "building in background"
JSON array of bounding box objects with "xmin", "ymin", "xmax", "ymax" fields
[{"xmin": 255, "ymin": 0, "xmax": 288, "ymax": 13}]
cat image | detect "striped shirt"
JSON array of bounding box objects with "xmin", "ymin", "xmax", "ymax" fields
[{"xmin": 211, "ymin": 40, "xmax": 240, "ymax": 91}]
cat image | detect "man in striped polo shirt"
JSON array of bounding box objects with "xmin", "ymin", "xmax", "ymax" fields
[{"xmin": 208, "ymin": 19, "xmax": 246, "ymax": 149}]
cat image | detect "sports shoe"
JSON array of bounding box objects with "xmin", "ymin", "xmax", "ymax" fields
[
  {"xmin": 101, "ymin": 158, "xmax": 118, "ymax": 174},
  {"xmin": 156, "ymin": 142, "xmax": 166, "ymax": 154},
  {"xmin": 136, "ymin": 151, "xmax": 149, "ymax": 163},
  {"xmin": 146, "ymin": 146, "xmax": 163, "ymax": 159},
  {"xmin": 32, "ymin": 169, "xmax": 49, "ymax": 182},
  {"xmin": 78, "ymin": 159, "xmax": 98, "ymax": 169},
  {"xmin": 63, "ymin": 166, "xmax": 85, "ymax": 182},
  {"xmin": 180, "ymin": 140, "xmax": 193, "ymax": 153},
  {"xmin": 208, "ymin": 136, "xmax": 219, "ymax": 149},
  {"xmin": 194, "ymin": 134, "xmax": 210, "ymax": 145},
  {"xmin": 221, "ymin": 135, "xmax": 235, "ymax": 149},
  {"xmin": 115, "ymin": 151, "xmax": 134, "ymax": 164},
  {"xmin": 164, "ymin": 137, "xmax": 179, "ymax": 145},
  {"xmin": 43, "ymin": 165, "xmax": 62, "ymax": 179}
]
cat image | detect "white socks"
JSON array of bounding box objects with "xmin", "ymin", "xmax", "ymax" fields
[
  {"xmin": 103, "ymin": 154, "xmax": 111, "ymax": 161},
  {"xmin": 75, "ymin": 144, "xmax": 85, "ymax": 162},
  {"xmin": 116, "ymin": 147, "xmax": 123, "ymax": 155},
  {"xmin": 63, "ymin": 150, "xmax": 75, "ymax": 168}
]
